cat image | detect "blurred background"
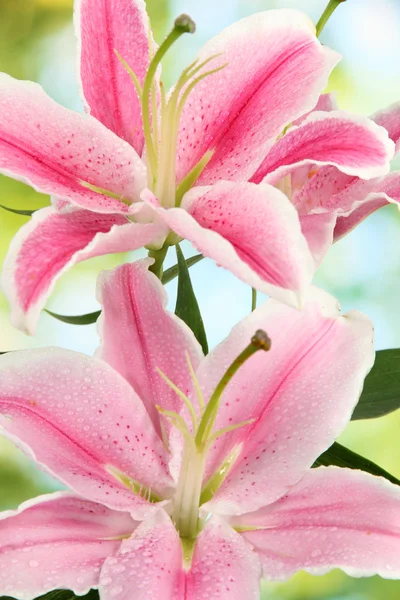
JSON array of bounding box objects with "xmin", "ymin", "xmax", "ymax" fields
[{"xmin": 0, "ymin": 0, "xmax": 400, "ymax": 597}]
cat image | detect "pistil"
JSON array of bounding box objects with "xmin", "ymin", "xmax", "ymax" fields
[
  {"xmin": 159, "ymin": 330, "xmax": 272, "ymax": 541},
  {"xmin": 195, "ymin": 330, "xmax": 271, "ymax": 451},
  {"xmin": 141, "ymin": 15, "xmax": 196, "ymax": 189}
]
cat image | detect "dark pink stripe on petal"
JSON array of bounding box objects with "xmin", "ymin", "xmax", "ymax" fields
[
  {"xmin": 176, "ymin": 10, "xmax": 339, "ymax": 184},
  {"xmin": 0, "ymin": 348, "xmax": 173, "ymax": 516},
  {"xmin": 254, "ymin": 112, "xmax": 394, "ymax": 184},
  {"xmin": 0, "ymin": 74, "xmax": 146, "ymax": 212},
  {"xmin": 77, "ymin": 0, "xmax": 153, "ymax": 154},
  {"xmin": 0, "ymin": 492, "xmax": 136, "ymax": 599},
  {"xmin": 1, "ymin": 207, "xmax": 163, "ymax": 334}
]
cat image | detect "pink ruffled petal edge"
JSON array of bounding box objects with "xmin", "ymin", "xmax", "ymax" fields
[
  {"xmin": 253, "ymin": 111, "xmax": 394, "ymax": 185},
  {"xmin": 231, "ymin": 467, "xmax": 400, "ymax": 580},
  {"xmin": 143, "ymin": 182, "xmax": 315, "ymax": 308},
  {"xmin": 96, "ymin": 259, "xmax": 203, "ymax": 437},
  {"xmin": 0, "ymin": 491, "xmax": 135, "ymax": 600},
  {"xmin": 0, "ymin": 206, "xmax": 165, "ymax": 335}
]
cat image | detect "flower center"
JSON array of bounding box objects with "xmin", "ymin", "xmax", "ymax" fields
[
  {"xmin": 79, "ymin": 16, "xmax": 227, "ymax": 212},
  {"xmin": 157, "ymin": 330, "xmax": 271, "ymax": 541},
  {"xmin": 138, "ymin": 15, "xmax": 226, "ymax": 208}
]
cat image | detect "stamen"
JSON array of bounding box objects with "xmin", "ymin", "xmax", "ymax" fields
[
  {"xmin": 175, "ymin": 150, "xmax": 215, "ymax": 207},
  {"xmin": 183, "ymin": 53, "xmax": 224, "ymax": 81},
  {"xmin": 233, "ymin": 525, "xmax": 264, "ymax": 533},
  {"xmin": 155, "ymin": 405, "xmax": 193, "ymax": 443},
  {"xmin": 100, "ymin": 533, "xmax": 132, "ymax": 541},
  {"xmin": 185, "ymin": 351, "xmax": 205, "ymax": 412},
  {"xmin": 199, "ymin": 445, "xmax": 243, "ymax": 505},
  {"xmin": 156, "ymin": 367, "xmax": 198, "ymax": 431},
  {"xmin": 151, "ymin": 79, "xmax": 159, "ymax": 150},
  {"xmin": 176, "ymin": 62, "xmax": 228, "ymax": 119},
  {"xmin": 79, "ymin": 181, "xmax": 131, "ymax": 205},
  {"xmin": 207, "ymin": 417, "xmax": 255, "ymax": 444},
  {"xmin": 141, "ymin": 14, "xmax": 196, "ymax": 186},
  {"xmin": 114, "ymin": 50, "xmax": 142, "ymax": 99},
  {"xmin": 106, "ymin": 464, "xmax": 161, "ymax": 503},
  {"xmin": 195, "ymin": 330, "xmax": 271, "ymax": 450}
]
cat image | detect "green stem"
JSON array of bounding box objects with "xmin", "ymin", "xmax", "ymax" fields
[
  {"xmin": 148, "ymin": 245, "xmax": 169, "ymax": 279},
  {"xmin": 316, "ymin": 0, "xmax": 346, "ymax": 37},
  {"xmin": 251, "ymin": 288, "xmax": 257, "ymax": 312}
]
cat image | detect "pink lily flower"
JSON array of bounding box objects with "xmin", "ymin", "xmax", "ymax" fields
[
  {"xmin": 0, "ymin": 1, "xmax": 394, "ymax": 335},
  {"xmin": 1, "ymin": 260, "xmax": 400, "ymax": 599},
  {"xmin": 253, "ymin": 94, "xmax": 400, "ymax": 264}
]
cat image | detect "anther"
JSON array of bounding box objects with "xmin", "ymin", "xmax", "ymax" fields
[
  {"xmin": 175, "ymin": 14, "xmax": 196, "ymax": 34},
  {"xmin": 251, "ymin": 329, "xmax": 272, "ymax": 352}
]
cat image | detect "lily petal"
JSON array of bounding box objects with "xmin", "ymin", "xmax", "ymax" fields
[
  {"xmin": 232, "ymin": 467, "xmax": 400, "ymax": 580},
  {"xmin": 199, "ymin": 287, "xmax": 374, "ymax": 515},
  {"xmin": 144, "ymin": 182, "xmax": 315, "ymax": 307},
  {"xmin": 333, "ymin": 173, "xmax": 400, "ymax": 240},
  {"xmin": 76, "ymin": 0, "xmax": 153, "ymax": 154},
  {"xmin": 0, "ymin": 73, "xmax": 146, "ymax": 212},
  {"xmin": 0, "ymin": 206, "xmax": 164, "ymax": 335},
  {"xmin": 175, "ymin": 9, "xmax": 339, "ymax": 184},
  {"xmin": 0, "ymin": 348, "xmax": 173, "ymax": 516},
  {"xmin": 185, "ymin": 517, "xmax": 262, "ymax": 599},
  {"xmin": 101, "ymin": 513, "xmax": 262, "ymax": 600},
  {"xmin": 97, "ymin": 260, "xmax": 203, "ymax": 435},
  {"xmin": 0, "ymin": 492, "xmax": 135, "ymax": 600},
  {"xmin": 300, "ymin": 212, "xmax": 337, "ymax": 267},
  {"xmin": 100, "ymin": 510, "xmax": 184, "ymax": 600},
  {"xmin": 372, "ymin": 101, "xmax": 400, "ymax": 153},
  {"xmin": 291, "ymin": 166, "xmax": 356, "ymax": 217},
  {"xmin": 253, "ymin": 112, "xmax": 394, "ymax": 185},
  {"xmin": 293, "ymin": 92, "xmax": 337, "ymax": 126}
]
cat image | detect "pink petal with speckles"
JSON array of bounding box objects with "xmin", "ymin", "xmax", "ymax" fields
[
  {"xmin": 0, "ymin": 492, "xmax": 135, "ymax": 600},
  {"xmin": 76, "ymin": 0, "xmax": 154, "ymax": 155},
  {"xmin": 0, "ymin": 206, "xmax": 165, "ymax": 335},
  {"xmin": 101, "ymin": 513, "xmax": 262, "ymax": 600},
  {"xmin": 252, "ymin": 112, "xmax": 394, "ymax": 185},
  {"xmin": 196, "ymin": 287, "xmax": 374, "ymax": 516},
  {"xmin": 175, "ymin": 9, "xmax": 339, "ymax": 185},
  {"xmin": 100, "ymin": 510, "xmax": 184, "ymax": 600},
  {"xmin": 143, "ymin": 182, "xmax": 315, "ymax": 307},
  {"xmin": 97, "ymin": 260, "xmax": 203, "ymax": 436},
  {"xmin": 185, "ymin": 518, "xmax": 262, "ymax": 599},
  {"xmin": 0, "ymin": 348, "xmax": 173, "ymax": 517},
  {"xmin": 232, "ymin": 467, "xmax": 400, "ymax": 580},
  {"xmin": 0, "ymin": 74, "xmax": 146, "ymax": 212}
]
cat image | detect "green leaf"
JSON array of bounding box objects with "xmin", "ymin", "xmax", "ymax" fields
[
  {"xmin": 161, "ymin": 253, "xmax": 203, "ymax": 285},
  {"xmin": 45, "ymin": 309, "xmax": 101, "ymax": 325},
  {"xmin": 0, "ymin": 203, "xmax": 38, "ymax": 216},
  {"xmin": 175, "ymin": 244, "xmax": 208, "ymax": 355},
  {"xmin": 43, "ymin": 255, "xmax": 204, "ymax": 327},
  {"xmin": 352, "ymin": 349, "xmax": 400, "ymax": 420},
  {"xmin": 313, "ymin": 441, "xmax": 400, "ymax": 486},
  {"xmin": 1, "ymin": 589, "xmax": 100, "ymax": 600}
]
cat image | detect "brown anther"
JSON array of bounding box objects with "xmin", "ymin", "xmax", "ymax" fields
[{"xmin": 251, "ymin": 329, "xmax": 271, "ymax": 351}]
